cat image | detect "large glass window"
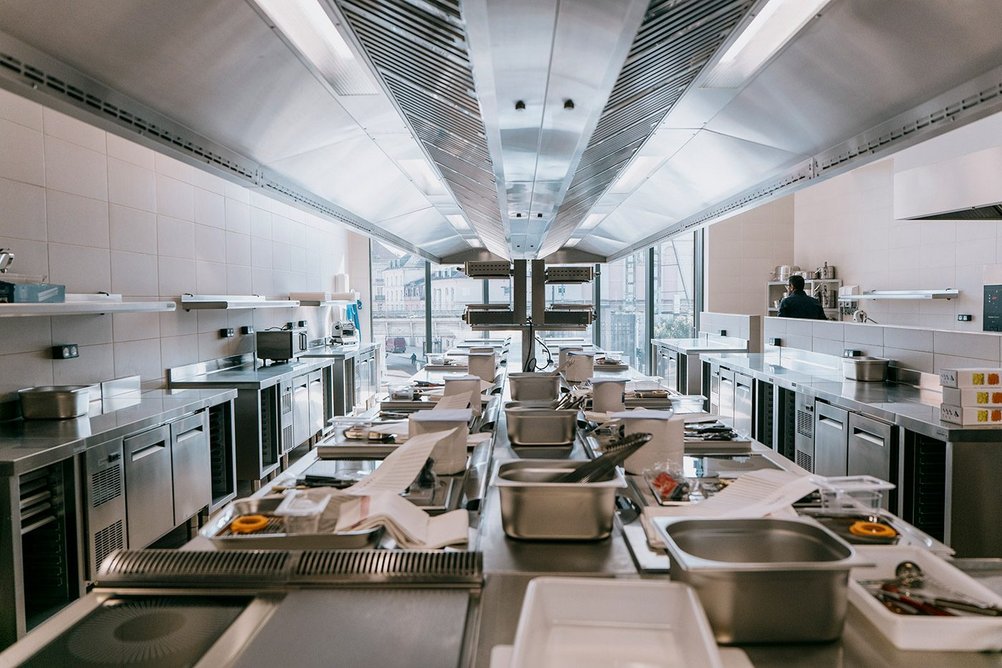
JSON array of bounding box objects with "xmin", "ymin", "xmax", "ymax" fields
[
  {"xmin": 370, "ymin": 240, "xmax": 426, "ymax": 383},
  {"xmin": 600, "ymin": 250, "xmax": 648, "ymax": 369},
  {"xmin": 654, "ymin": 233, "xmax": 696, "ymax": 339},
  {"xmin": 430, "ymin": 263, "xmax": 480, "ymax": 353}
]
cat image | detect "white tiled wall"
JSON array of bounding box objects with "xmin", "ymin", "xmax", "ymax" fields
[
  {"xmin": 705, "ymin": 196, "xmax": 795, "ymax": 315},
  {"xmin": 0, "ymin": 88, "xmax": 361, "ymax": 395},
  {"xmin": 764, "ymin": 317, "xmax": 1002, "ymax": 374},
  {"xmin": 792, "ymin": 111, "xmax": 1002, "ymax": 331}
]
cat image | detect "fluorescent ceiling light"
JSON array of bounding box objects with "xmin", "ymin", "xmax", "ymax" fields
[
  {"xmin": 702, "ymin": 0, "xmax": 832, "ymax": 89},
  {"xmin": 581, "ymin": 213, "xmax": 606, "ymax": 230},
  {"xmin": 446, "ymin": 214, "xmax": 471, "ymax": 231},
  {"xmin": 610, "ymin": 156, "xmax": 662, "ymax": 193},
  {"xmin": 398, "ymin": 159, "xmax": 448, "ymax": 196},
  {"xmin": 252, "ymin": 0, "xmax": 381, "ymax": 95},
  {"xmin": 564, "ymin": 238, "xmax": 581, "ymax": 247}
]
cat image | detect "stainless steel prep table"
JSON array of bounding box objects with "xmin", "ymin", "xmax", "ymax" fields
[{"xmin": 705, "ymin": 350, "xmax": 1002, "ymax": 556}]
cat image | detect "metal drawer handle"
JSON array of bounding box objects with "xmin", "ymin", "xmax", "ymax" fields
[
  {"xmin": 175, "ymin": 429, "xmax": 203, "ymax": 444},
  {"xmin": 130, "ymin": 443, "xmax": 165, "ymax": 461},
  {"xmin": 854, "ymin": 430, "xmax": 884, "ymax": 446},
  {"xmin": 819, "ymin": 417, "xmax": 844, "ymax": 429}
]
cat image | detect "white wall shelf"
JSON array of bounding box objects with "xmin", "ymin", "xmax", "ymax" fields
[
  {"xmin": 180, "ymin": 294, "xmax": 300, "ymax": 310},
  {"xmin": 838, "ymin": 289, "xmax": 960, "ymax": 302},
  {"xmin": 288, "ymin": 291, "xmax": 358, "ymax": 307},
  {"xmin": 0, "ymin": 294, "xmax": 176, "ymax": 318}
]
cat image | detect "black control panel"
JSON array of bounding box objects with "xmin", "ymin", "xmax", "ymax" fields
[{"xmin": 984, "ymin": 285, "xmax": 1002, "ymax": 331}]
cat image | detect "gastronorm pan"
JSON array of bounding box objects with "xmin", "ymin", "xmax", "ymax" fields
[
  {"xmin": 200, "ymin": 496, "xmax": 381, "ymax": 549},
  {"xmin": 494, "ymin": 460, "xmax": 625, "ymax": 540},
  {"xmin": 653, "ymin": 516, "xmax": 865, "ymax": 643}
]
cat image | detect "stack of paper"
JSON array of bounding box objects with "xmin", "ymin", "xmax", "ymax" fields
[
  {"xmin": 335, "ymin": 494, "xmax": 468, "ymax": 548},
  {"xmin": 293, "ymin": 430, "xmax": 469, "ymax": 547},
  {"xmin": 641, "ymin": 469, "xmax": 817, "ymax": 548}
]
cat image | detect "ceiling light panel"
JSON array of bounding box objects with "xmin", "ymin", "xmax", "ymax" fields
[{"xmin": 252, "ymin": 0, "xmax": 382, "ymax": 95}]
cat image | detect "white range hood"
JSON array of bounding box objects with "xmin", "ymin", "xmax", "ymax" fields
[{"xmin": 895, "ymin": 144, "xmax": 1002, "ymax": 220}]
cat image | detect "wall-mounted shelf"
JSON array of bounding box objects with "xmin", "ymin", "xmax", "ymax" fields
[
  {"xmin": 180, "ymin": 294, "xmax": 300, "ymax": 310},
  {"xmin": 288, "ymin": 291, "xmax": 358, "ymax": 306},
  {"xmin": 838, "ymin": 289, "xmax": 959, "ymax": 302},
  {"xmin": 0, "ymin": 294, "xmax": 176, "ymax": 318}
]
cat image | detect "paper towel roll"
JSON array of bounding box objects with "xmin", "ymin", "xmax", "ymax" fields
[{"xmin": 333, "ymin": 273, "xmax": 350, "ymax": 293}]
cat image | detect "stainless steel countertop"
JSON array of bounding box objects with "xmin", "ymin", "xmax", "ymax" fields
[
  {"xmin": 651, "ymin": 336, "xmax": 749, "ymax": 354},
  {"xmin": 0, "ymin": 388, "xmax": 236, "ymax": 474},
  {"xmin": 705, "ymin": 351, "xmax": 1001, "ymax": 441},
  {"xmin": 299, "ymin": 342, "xmax": 378, "ymax": 359},
  {"xmin": 168, "ymin": 357, "xmax": 334, "ymax": 390}
]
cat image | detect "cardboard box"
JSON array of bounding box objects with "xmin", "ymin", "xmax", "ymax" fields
[
  {"xmin": 940, "ymin": 368, "xmax": 1002, "ymax": 388},
  {"xmin": 942, "ymin": 387, "xmax": 1002, "ymax": 407},
  {"xmin": 940, "ymin": 404, "xmax": 1002, "ymax": 425},
  {"xmin": 0, "ymin": 281, "xmax": 65, "ymax": 303}
]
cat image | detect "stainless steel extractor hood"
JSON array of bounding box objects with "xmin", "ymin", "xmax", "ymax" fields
[{"xmin": 1, "ymin": 0, "xmax": 1002, "ymax": 261}]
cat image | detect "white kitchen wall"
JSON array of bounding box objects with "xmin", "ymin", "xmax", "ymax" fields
[
  {"xmin": 793, "ymin": 112, "xmax": 1002, "ymax": 331},
  {"xmin": 705, "ymin": 196, "xmax": 794, "ymax": 315},
  {"xmin": 0, "ymin": 88, "xmax": 363, "ymax": 395}
]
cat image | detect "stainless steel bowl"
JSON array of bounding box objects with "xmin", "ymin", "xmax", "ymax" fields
[
  {"xmin": 504, "ymin": 406, "xmax": 577, "ymax": 446},
  {"xmin": 18, "ymin": 385, "xmax": 92, "ymax": 419},
  {"xmin": 654, "ymin": 516, "xmax": 864, "ymax": 644},
  {"xmin": 494, "ymin": 460, "xmax": 626, "ymax": 540},
  {"xmin": 842, "ymin": 357, "xmax": 889, "ymax": 382}
]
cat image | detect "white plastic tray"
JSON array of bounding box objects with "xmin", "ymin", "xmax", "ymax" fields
[
  {"xmin": 510, "ymin": 577, "xmax": 722, "ymax": 668},
  {"xmin": 848, "ymin": 545, "xmax": 1002, "ymax": 651}
]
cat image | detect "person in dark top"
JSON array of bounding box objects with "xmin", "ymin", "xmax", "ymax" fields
[{"xmin": 778, "ymin": 275, "xmax": 827, "ymax": 320}]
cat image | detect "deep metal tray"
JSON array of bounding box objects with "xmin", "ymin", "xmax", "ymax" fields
[{"xmin": 200, "ymin": 496, "xmax": 381, "ymax": 549}]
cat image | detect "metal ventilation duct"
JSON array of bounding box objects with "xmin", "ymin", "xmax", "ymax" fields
[
  {"xmin": 336, "ymin": 0, "xmax": 508, "ymax": 258},
  {"xmin": 539, "ymin": 0, "xmax": 754, "ymax": 257}
]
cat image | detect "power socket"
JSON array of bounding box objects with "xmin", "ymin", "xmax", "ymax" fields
[
  {"xmin": 958, "ymin": 314, "xmax": 973, "ymax": 322},
  {"xmin": 220, "ymin": 328, "xmax": 235, "ymax": 338},
  {"xmin": 52, "ymin": 344, "xmax": 79, "ymax": 359},
  {"xmin": 241, "ymin": 326, "xmax": 255, "ymax": 335}
]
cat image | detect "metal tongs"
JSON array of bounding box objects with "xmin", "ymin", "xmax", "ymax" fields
[{"xmin": 555, "ymin": 432, "xmax": 652, "ymax": 483}]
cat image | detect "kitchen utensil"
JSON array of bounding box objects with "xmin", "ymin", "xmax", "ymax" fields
[
  {"xmin": 842, "ymin": 356, "xmax": 889, "ymax": 381},
  {"xmin": 504, "ymin": 406, "xmax": 578, "ymax": 447},
  {"xmin": 555, "ymin": 432, "xmax": 652, "ymax": 483},
  {"xmin": 508, "ymin": 372, "xmax": 561, "ymax": 401}
]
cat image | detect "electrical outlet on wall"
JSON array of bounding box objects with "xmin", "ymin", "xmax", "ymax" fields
[
  {"xmin": 220, "ymin": 328, "xmax": 235, "ymax": 338},
  {"xmin": 51, "ymin": 344, "xmax": 79, "ymax": 359},
  {"xmin": 957, "ymin": 314, "xmax": 973, "ymax": 322}
]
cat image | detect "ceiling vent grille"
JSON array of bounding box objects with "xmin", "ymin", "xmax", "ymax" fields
[
  {"xmin": 541, "ymin": 0, "xmax": 753, "ymax": 255},
  {"xmin": 337, "ymin": 0, "xmax": 507, "ymax": 256}
]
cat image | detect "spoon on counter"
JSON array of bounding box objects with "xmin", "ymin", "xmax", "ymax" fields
[{"xmin": 863, "ymin": 561, "xmax": 1002, "ymax": 616}]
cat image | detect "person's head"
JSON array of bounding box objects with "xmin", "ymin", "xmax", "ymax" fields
[{"xmin": 788, "ymin": 275, "xmax": 805, "ymax": 292}]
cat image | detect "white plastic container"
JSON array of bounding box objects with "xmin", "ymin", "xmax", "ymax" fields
[
  {"xmin": 443, "ymin": 374, "xmax": 483, "ymax": 415},
  {"xmin": 563, "ymin": 351, "xmax": 594, "ymax": 383},
  {"xmin": 409, "ymin": 410, "xmax": 471, "ymax": 474},
  {"xmin": 614, "ymin": 409, "xmax": 683, "ymax": 475},
  {"xmin": 590, "ymin": 378, "xmax": 625, "ymax": 413},
  {"xmin": 273, "ymin": 491, "xmax": 331, "ymax": 534},
  {"xmin": 510, "ymin": 577, "xmax": 723, "ymax": 668},
  {"xmin": 848, "ymin": 545, "xmax": 1002, "ymax": 651}
]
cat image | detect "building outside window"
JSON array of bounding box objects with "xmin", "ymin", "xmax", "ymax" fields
[
  {"xmin": 600, "ymin": 251, "xmax": 648, "ymax": 369},
  {"xmin": 370, "ymin": 240, "xmax": 427, "ymax": 382},
  {"xmin": 655, "ymin": 233, "xmax": 696, "ymax": 339}
]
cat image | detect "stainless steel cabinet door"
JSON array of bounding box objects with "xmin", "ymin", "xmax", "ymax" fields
[
  {"xmin": 733, "ymin": 373, "xmax": 754, "ymax": 438},
  {"xmin": 170, "ymin": 412, "xmax": 211, "ymax": 526},
  {"xmin": 718, "ymin": 368, "xmax": 735, "ymax": 426},
  {"xmin": 308, "ymin": 370, "xmax": 324, "ymax": 436},
  {"xmin": 814, "ymin": 402, "xmax": 849, "ymax": 477},
  {"xmin": 847, "ymin": 413, "xmax": 896, "ymax": 509},
  {"xmin": 292, "ymin": 374, "xmax": 310, "ymax": 450},
  {"xmin": 123, "ymin": 425, "xmax": 173, "ymax": 548}
]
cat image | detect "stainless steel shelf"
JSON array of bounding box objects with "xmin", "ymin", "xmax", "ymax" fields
[
  {"xmin": 180, "ymin": 294, "xmax": 301, "ymax": 310},
  {"xmin": 0, "ymin": 294, "xmax": 176, "ymax": 317},
  {"xmin": 288, "ymin": 292, "xmax": 358, "ymax": 306},
  {"xmin": 838, "ymin": 289, "xmax": 959, "ymax": 302}
]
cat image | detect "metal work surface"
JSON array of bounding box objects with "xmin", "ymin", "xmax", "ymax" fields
[
  {"xmin": 706, "ymin": 351, "xmax": 999, "ymax": 441},
  {"xmin": 0, "ymin": 388, "xmax": 235, "ymax": 475}
]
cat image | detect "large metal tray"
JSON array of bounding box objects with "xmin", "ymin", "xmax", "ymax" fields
[{"xmin": 200, "ymin": 496, "xmax": 381, "ymax": 549}]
